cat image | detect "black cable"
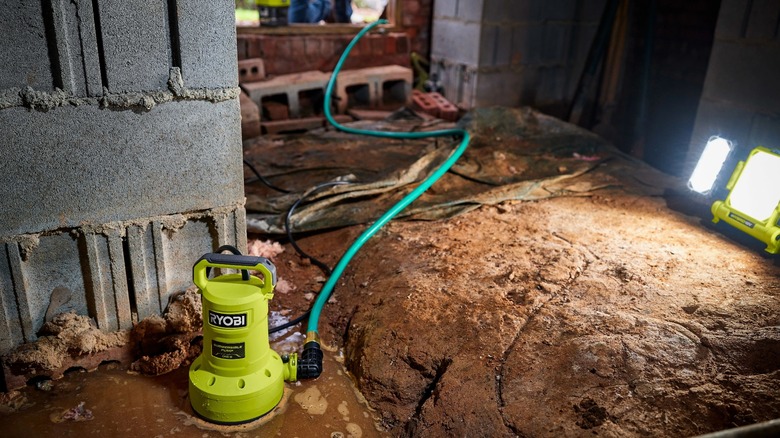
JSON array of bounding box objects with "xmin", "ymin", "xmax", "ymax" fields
[
  {"xmin": 243, "ymin": 158, "xmax": 291, "ymax": 194},
  {"xmin": 269, "ymin": 180, "xmax": 352, "ymax": 334},
  {"xmin": 285, "ymin": 181, "xmax": 352, "ymax": 276}
]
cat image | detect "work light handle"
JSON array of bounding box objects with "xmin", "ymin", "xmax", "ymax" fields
[{"xmin": 192, "ymin": 253, "xmax": 277, "ymax": 293}]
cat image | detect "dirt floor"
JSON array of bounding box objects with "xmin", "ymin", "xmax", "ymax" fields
[
  {"xmin": 267, "ymin": 186, "xmax": 780, "ymax": 437},
  {"xmin": 3, "ymin": 108, "xmax": 779, "ymax": 437}
]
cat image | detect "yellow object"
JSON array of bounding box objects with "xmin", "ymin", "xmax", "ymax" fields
[
  {"xmin": 189, "ymin": 253, "xmax": 296, "ymax": 424},
  {"xmin": 711, "ymin": 146, "xmax": 780, "ymax": 254},
  {"xmin": 256, "ymin": 0, "xmax": 289, "ymax": 6},
  {"xmin": 256, "ymin": 0, "xmax": 289, "ymax": 26}
]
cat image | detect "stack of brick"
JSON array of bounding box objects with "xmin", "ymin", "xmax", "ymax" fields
[{"xmin": 237, "ymin": 33, "xmax": 412, "ymax": 76}]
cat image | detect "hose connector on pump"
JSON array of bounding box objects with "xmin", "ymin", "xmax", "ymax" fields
[{"xmin": 297, "ymin": 331, "xmax": 323, "ymax": 380}]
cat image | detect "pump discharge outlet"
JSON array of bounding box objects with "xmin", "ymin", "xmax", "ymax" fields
[{"xmin": 188, "ymin": 252, "xmax": 296, "ymax": 424}]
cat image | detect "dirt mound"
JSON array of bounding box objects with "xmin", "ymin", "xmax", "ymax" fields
[
  {"xmin": 2, "ymin": 312, "xmax": 131, "ymax": 389},
  {"xmin": 129, "ymin": 287, "xmax": 203, "ymax": 375},
  {"xmin": 324, "ymin": 192, "xmax": 780, "ymax": 437}
]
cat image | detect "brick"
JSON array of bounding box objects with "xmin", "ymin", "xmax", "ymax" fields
[
  {"xmin": 243, "ymin": 70, "xmax": 330, "ymax": 118},
  {"xmin": 428, "ymin": 92, "xmax": 459, "ymax": 121},
  {"xmin": 385, "ymin": 36, "xmax": 397, "ymax": 55},
  {"xmin": 372, "ymin": 36, "xmax": 385, "ymax": 56},
  {"xmin": 305, "ymin": 37, "xmax": 322, "ymax": 57},
  {"xmin": 239, "ymin": 92, "xmax": 261, "ymax": 140},
  {"xmin": 397, "ymin": 35, "xmax": 411, "ymax": 54},
  {"xmin": 290, "ymin": 36, "xmax": 305, "ymax": 58},
  {"xmin": 263, "ymin": 101, "xmax": 290, "ymax": 121},
  {"xmin": 412, "ymin": 90, "xmax": 439, "ymax": 117},
  {"xmin": 333, "ymin": 65, "xmax": 413, "ymax": 113},
  {"xmin": 237, "ymin": 58, "xmax": 267, "ymax": 84}
]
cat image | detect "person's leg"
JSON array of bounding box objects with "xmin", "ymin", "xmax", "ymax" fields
[
  {"xmin": 333, "ymin": 0, "xmax": 352, "ymax": 23},
  {"xmin": 288, "ymin": 0, "xmax": 310, "ymax": 23},
  {"xmin": 312, "ymin": 0, "xmax": 332, "ymax": 22}
]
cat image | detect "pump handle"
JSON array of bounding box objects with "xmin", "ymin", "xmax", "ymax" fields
[{"xmin": 193, "ymin": 253, "xmax": 277, "ymax": 293}]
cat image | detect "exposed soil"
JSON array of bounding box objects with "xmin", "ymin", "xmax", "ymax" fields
[{"xmin": 270, "ymin": 188, "xmax": 780, "ymax": 437}]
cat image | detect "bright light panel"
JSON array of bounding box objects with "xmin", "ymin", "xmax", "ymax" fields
[
  {"xmin": 728, "ymin": 150, "xmax": 780, "ymax": 222},
  {"xmin": 689, "ymin": 136, "xmax": 731, "ymax": 194}
]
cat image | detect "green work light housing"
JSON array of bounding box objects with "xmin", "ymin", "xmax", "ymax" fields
[{"xmin": 689, "ymin": 138, "xmax": 780, "ymax": 254}]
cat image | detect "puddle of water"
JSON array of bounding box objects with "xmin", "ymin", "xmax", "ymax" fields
[{"xmin": 2, "ymin": 331, "xmax": 386, "ymax": 437}]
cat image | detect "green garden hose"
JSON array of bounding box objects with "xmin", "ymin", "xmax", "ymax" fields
[{"xmin": 297, "ymin": 20, "xmax": 470, "ymax": 377}]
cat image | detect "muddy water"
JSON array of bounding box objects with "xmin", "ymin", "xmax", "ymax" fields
[{"xmin": 2, "ymin": 330, "xmax": 385, "ymax": 437}]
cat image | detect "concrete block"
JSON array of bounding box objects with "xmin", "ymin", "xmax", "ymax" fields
[
  {"xmin": 745, "ymin": 0, "xmax": 780, "ymax": 40},
  {"xmin": 99, "ymin": 0, "xmax": 170, "ymax": 92},
  {"xmin": 431, "ymin": 61, "xmax": 478, "ymax": 108},
  {"xmin": 127, "ymin": 224, "xmax": 162, "ymax": 320},
  {"xmin": 176, "ymin": 0, "xmax": 238, "ymax": 89},
  {"xmin": 334, "ymin": 66, "xmax": 413, "ymax": 113},
  {"xmin": 480, "ymin": 24, "xmax": 516, "ymax": 66},
  {"xmin": 0, "ymin": 244, "xmax": 24, "ymax": 352},
  {"xmin": 483, "ymin": 0, "xmax": 542, "ymax": 24},
  {"xmin": 714, "ymin": 0, "xmax": 751, "ymax": 40},
  {"xmin": 541, "ymin": 0, "xmax": 578, "ymax": 22},
  {"xmin": 243, "ymin": 71, "xmax": 330, "ymax": 118},
  {"xmin": 238, "ymin": 59, "xmax": 267, "ymax": 84},
  {"xmin": 576, "ymin": 0, "xmax": 608, "ymax": 23},
  {"xmin": 431, "ymin": 19, "xmax": 482, "ymax": 65},
  {"xmin": 701, "ymin": 41, "xmax": 780, "ymax": 114},
  {"xmin": 47, "ymin": 0, "xmax": 103, "ymax": 97},
  {"xmin": 541, "ymin": 23, "xmax": 573, "ymax": 64},
  {"xmin": 1, "ymin": 1, "xmax": 54, "ymax": 90},
  {"xmin": 474, "ymin": 69, "xmax": 529, "ymax": 108},
  {"xmin": 0, "ymin": 99, "xmax": 243, "ymax": 237},
  {"xmin": 457, "ymin": 0, "xmax": 484, "ymax": 22},
  {"xmin": 0, "ymin": 206, "xmax": 248, "ymax": 354},
  {"xmin": 240, "ymin": 92, "xmax": 262, "ymax": 139},
  {"xmin": 433, "ymin": 0, "xmax": 458, "ymax": 18},
  {"xmin": 511, "ymin": 24, "xmax": 545, "ymax": 66}
]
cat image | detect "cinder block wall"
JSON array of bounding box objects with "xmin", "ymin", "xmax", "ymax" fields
[
  {"xmin": 688, "ymin": 0, "xmax": 780, "ymax": 166},
  {"xmin": 430, "ymin": 0, "xmax": 606, "ymax": 115},
  {"xmin": 0, "ymin": 1, "xmax": 245, "ymax": 353}
]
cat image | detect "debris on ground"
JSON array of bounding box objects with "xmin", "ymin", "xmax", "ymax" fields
[
  {"xmin": 129, "ymin": 287, "xmax": 203, "ymax": 375},
  {"xmin": 2, "ymin": 312, "xmax": 132, "ymax": 391},
  {"xmin": 0, "ymin": 390, "xmax": 30, "ymax": 414},
  {"xmin": 49, "ymin": 401, "xmax": 94, "ymax": 423},
  {"xmin": 248, "ymin": 238, "xmax": 286, "ymax": 260}
]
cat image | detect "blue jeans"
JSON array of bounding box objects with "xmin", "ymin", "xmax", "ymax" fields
[
  {"xmin": 289, "ymin": 0, "xmax": 331, "ymax": 23},
  {"xmin": 288, "ymin": 0, "xmax": 352, "ymax": 23}
]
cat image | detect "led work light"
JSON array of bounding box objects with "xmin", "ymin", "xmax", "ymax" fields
[{"xmin": 689, "ymin": 137, "xmax": 780, "ymax": 254}]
